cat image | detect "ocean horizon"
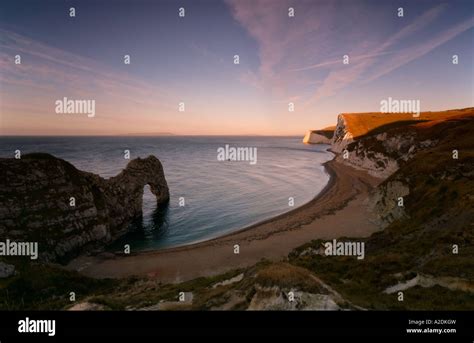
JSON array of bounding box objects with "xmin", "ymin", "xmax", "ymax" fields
[{"xmin": 0, "ymin": 136, "xmax": 333, "ymax": 251}]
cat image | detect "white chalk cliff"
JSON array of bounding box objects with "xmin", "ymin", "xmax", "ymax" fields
[
  {"xmin": 331, "ymin": 114, "xmax": 354, "ymax": 153},
  {"xmin": 302, "ymin": 127, "xmax": 334, "ymax": 144}
]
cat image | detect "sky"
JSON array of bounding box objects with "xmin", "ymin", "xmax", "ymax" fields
[{"xmin": 0, "ymin": 0, "xmax": 473, "ymax": 135}]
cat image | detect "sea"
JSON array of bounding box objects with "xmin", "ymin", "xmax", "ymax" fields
[{"xmin": 0, "ymin": 136, "xmax": 333, "ymax": 251}]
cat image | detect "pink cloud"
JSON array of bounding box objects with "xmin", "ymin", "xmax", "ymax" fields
[
  {"xmin": 227, "ymin": 1, "xmax": 473, "ymax": 109},
  {"xmin": 0, "ymin": 29, "xmax": 181, "ymax": 134}
]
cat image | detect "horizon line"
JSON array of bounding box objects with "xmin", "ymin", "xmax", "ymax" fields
[{"xmin": 0, "ymin": 134, "xmax": 306, "ymax": 137}]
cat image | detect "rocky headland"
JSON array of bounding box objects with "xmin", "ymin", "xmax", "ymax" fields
[
  {"xmin": 0, "ymin": 153, "xmax": 169, "ymax": 262},
  {"xmin": 302, "ymin": 126, "xmax": 335, "ymax": 144}
]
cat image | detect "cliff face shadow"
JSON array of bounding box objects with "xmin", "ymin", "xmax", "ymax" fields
[
  {"xmin": 127, "ymin": 202, "xmax": 171, "ymax": 242},
  {"xmin": 106, "ymin": 195, "xmax": 171, "ymax": 253}
]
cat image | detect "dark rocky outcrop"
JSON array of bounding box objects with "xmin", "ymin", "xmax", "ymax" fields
[
  {"xmin": 0, "ymin": 153, "xmax": 169, "ymax": 262},
  {"xmin": 0, "ymin": 262, "xmax": 15, "ymax": 278}
]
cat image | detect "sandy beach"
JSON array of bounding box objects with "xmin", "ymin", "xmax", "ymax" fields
[{"xmin": 67, "ymin": 158, "xmax": 382, "ymax": 283}]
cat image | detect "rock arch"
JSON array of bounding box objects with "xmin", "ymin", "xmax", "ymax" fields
[
  {"xmin": 0, "ymin": 153, "xmax": 170, "ymax": 261},
  {"xmin": 107, "ymin": 156, "xmax": 170, "ymax": 215}
]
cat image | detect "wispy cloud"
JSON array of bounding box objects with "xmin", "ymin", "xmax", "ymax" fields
[
  {"xmin": 290, "ymin": 51, "xmax": 396, "ymax": 72},
  {"xmin": 227, "ymin": 0, "xmax": 474, "ymax": 108},
  {"xmin": 0, "ymin": 29, "xmax": 179, "ymax": 134},
  {"xmin": 365, "ymin": 17, "xmax": 474, "ymax": 83}
]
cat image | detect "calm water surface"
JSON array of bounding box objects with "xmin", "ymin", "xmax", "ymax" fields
[{"xmin": 0, "ymin": 136, "xmax": 333, "ymax": 251}]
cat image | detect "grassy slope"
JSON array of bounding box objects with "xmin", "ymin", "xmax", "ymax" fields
[
  {"xmin": 289, "ymin": 114, "xmax": 474, "ymax": 309},
  {"xmin": 342, "ymin": 107, "xmax": 473, "ymax": 139}
]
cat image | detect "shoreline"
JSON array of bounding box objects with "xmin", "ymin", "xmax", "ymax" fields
[
  {"xmin": 66, "ymin": 157, "xmax": 382, "ymax": 283},
  {"xmin": 142, "ymin": 150, "xmax": 337, "ymax": 252}
]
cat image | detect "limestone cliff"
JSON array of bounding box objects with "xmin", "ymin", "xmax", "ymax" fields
[
  {"xmin": 0, "ymin": 153, "xmax": 169, "ymax": 262},
  {"xmin": 327, "ymin": 108, "xmax": 474, "ymax": 228},
  {"xmin": 302, "ymin": 127, "xmax": 335, "ymax": 144},
  {"xmin": 331, "ymin": 108, "xmax": 474, "ymax": 178},
  {"xmin": 332, "ymin": 115, "xmax": 353, "ymax": 152},
  {"xmin": 363, "ymin": 111, "xmax": 474, "ymax": 228}
]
